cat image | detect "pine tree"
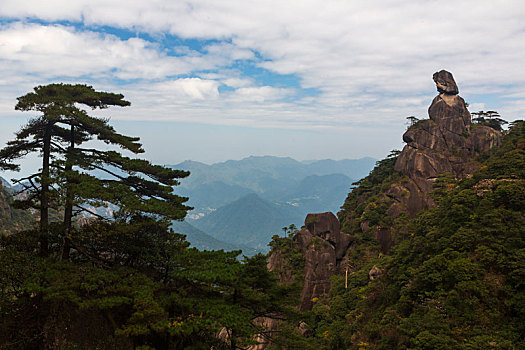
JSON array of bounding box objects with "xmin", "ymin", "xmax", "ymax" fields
[{"xmin": 0, "ymin": 84, "xmax": 191, "ymax": 258}]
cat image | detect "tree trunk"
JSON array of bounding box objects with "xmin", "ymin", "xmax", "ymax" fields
[
  {"xmin": 61, "ymin": 124, "xmax": 75, "ymax": 260},
  {"xmin": 39, "ymin": 121, "xmax": 52, "ymax": 257}
]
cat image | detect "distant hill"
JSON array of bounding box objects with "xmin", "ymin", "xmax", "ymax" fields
[
  {"xmin": 303, "ymin": 158, "xmax": 376, "ymax": 180},
  {"xmin": 177, "ymin": 181, "xmax": 254, "ymax": 218},
  {"xmin": 190, "ymin": 193, "xmax": 303, "ymax": 252},
  {"xmin": 0, "ymin": 176, "xmax": 10, "ymax": 188},
  {"xmin": 172, "ymin": 156, "xmax": 375, "ymax": 192},
  {"xmin": 170, "ymin": 220, "xmax": 258, "ymax": 255},
  {"xmin": 0, "ymin": 179, "xmax": 35, "ymax": 235},
  {"xmin": 277, "ymin": 173, "xmax": 354, "ymax": 214},
  {"xmin": 171, "ymin": 155, "xmax": 376, "ymax": 218}
]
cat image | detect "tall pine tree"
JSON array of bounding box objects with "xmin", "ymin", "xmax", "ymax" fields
[{"xmin": 0, "ymin": 84, "xmax": 191, "ymax": 258}]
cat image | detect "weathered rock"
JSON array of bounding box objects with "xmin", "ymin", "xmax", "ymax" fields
[
  {"xmin": 267, "ymin": 249, "xmax": 295, "ymax": 284},
  {"xmin": 268, "ymin": 212, "xmax": 350, "ymax": 312},
  {"xmin": 298, "ymin": 226, "xmax": 336, "ymax": 311},
  {"xmin": 433, "ymin": 70, "xmax": 459, "ymax": 95},
  {"xmin": 371, "ymin": 227, "xmax": 395, "ymax": 254},
  {"xmin": 298, "ymin": 321, "xmax": 311, "ymax": 337},
  {"xmin": 369, "ymin": 265, "xmax": 382, "ymax": 281},
  {"xmin": 392, "ymin": 70, "xmax": 502, "ymax": 217},
  {"xmin": 248, "ymin": 317, "xmax": 279, "ymax": 350},
  {"xmin": 305, "ymin": 212, "xmax": 351, "ymax": 260}
]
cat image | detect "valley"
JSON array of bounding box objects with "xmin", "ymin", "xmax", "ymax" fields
[{"xmin": 170, "ymin": 156, "xmax": 376, "ymax": 252}]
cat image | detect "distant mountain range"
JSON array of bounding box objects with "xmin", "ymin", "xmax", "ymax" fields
[
  {"xmin": 170, "ymin": 220, "xmax": 258, "ymax": 255},
  {"xmin": 0, "ymin": 156, "xmax": 377, "ymax": 255},
  {"xmin": 169, "ymin": 156, "xmax": 377, "ymax": 253},
  {"xmin": 190, "ymin": 193, "xmax": 303, "ymax": 252},
  {"xmin": 172, "ymin": 156, "xmax": 376, "ymax": 215}
]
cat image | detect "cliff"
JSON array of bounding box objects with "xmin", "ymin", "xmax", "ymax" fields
[
  {"xmin": 269, "ymin": 70, "xmax": 504, "ymax": 312},
  {"xmin": 392, "ymin": 70, "xmax": 501, "ymax": 217},
  {"xmin": 264, "ymin": 71, "xmax": 523, "ymax": 349}
]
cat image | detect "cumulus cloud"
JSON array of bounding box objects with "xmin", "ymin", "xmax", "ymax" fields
[{"xmin": 0, "ymin": 0, "xmax": 524, "ymax": 133}]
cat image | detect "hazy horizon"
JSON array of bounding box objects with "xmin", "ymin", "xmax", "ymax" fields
[{"xmin": 1, "ymin": 1, "xmax": 524, "ymax": 175}]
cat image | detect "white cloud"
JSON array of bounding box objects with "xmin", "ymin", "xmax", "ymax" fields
[
  {"xmin": 163, "ymin": 78, "xmax": 219, "ymax": 100},
  {"xmin": 0, "ymin": 0, "xmax": 524, "ymax": 133},
  {"xmin": 228, "ymin": 86, "xmax": 291, "ymax": 103},
  {"xmin": 0, "ymin": 22, "xmax": 202, "ymax": 79}
]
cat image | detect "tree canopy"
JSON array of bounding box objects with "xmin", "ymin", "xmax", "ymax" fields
[{"xmin": 0, "ymin": 84, "xmax": 298, "ymax": 349}]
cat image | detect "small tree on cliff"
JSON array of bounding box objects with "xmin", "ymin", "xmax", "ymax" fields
[
  {"xmin": 0, "ymin": 84, "xmax": 191, "ymax": 258},
  {"xmin": 471, "ymin": 110, "xmax": 508, "ymax": 131},
  {"xmin": 406, "ymin": 116, "xmax": 420, "ymax": 129}
]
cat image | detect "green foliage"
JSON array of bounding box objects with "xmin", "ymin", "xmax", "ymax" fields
[
  {"xmin": 0, "ymin": 83, "xmax": 191, "ymax": 259},
  {"xmin": 269, "ymin": 224, "xmax": 304, "ymax": 278},
  {"xmin": 0, "ymin": 221, "xmax": 298, "ymax": 348},
  {"xmin": 302, "ymin": 121, "xmax": 525, "ymax": 349},
  {"xmin": 471, "ymin": 110, "xmax": 508, "ymax": 132},
  {"xmin": 0, "ymin": 85, "xmax": 299, "ymax": 349}
]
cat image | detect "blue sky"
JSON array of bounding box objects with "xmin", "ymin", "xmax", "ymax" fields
[{"xmin": 1, "ymin": 0, "xmax": 524, "ymax": 174}]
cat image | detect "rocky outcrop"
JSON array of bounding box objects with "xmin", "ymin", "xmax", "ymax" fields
[
  {"xmin": 433, "ymin": 69, "xmax": 459, "ymax": 95},
  {"xmin": 265, "ymin": 71, "xmax": 504, "ymax": 340},
  {"xmin": 268, "ymin": 212, "xmax": 351, "ymax": 311},
  {"xmin": 368, "ymin": 265, "xmax": 382, "ymax": 281},
  {"xmin": 267, "ymin": 249, "xmax": 295, "ymax": 284},
  {"xmin": 284, "ymin": 212, "xmax": 351, "ymax": 311},
  {"xmin": 391, "ymin": 70, "xmax": 502, "ymax": 217},
  {"xmin": 305, "ymin": 212, "xmax": 351, "ymax": 261}
]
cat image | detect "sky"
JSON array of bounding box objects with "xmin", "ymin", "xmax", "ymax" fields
[{"xmin": 1, "ymin": 0, "xmax": 524, "ymax": 173}]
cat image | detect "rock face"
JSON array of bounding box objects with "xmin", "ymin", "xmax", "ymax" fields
[
  {"xmin": 290, "ymin": 212, "xmax": 350, "ymax": 311},
  {"xmin": 433, "ymin": 69, "xmax": 459, "ymax": 95},
  {"xmin": 266, "ymin": 71, "xmax": 504, "ymax": 324},
  {"xmin": 391, "ymin": 70, "xmax": 502, "ymax": 217}
]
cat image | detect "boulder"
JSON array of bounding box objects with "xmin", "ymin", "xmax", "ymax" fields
[
  {"xmin": 369, "ymin": 265, "xmax": 382, "ymax": 281},
  {"xmin": 305, "ymin": 212, "xmax": 351, "ymax": 260},
  {"xmin": 433, "ymin": 70, "xmax": 459, "ymax": 95}
]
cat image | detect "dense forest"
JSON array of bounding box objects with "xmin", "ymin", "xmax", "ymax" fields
[{"xmin": 0, "ymin": 85, "xmax": 299, "ymax": 349}]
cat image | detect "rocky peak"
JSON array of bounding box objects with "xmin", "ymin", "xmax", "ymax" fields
[
  {"xmin": 268, "ymin": 212, "xmax": 350, "ymax": 311},
  {"xmin": 393, "ymin": 70, "xmax": 502, "ymax": 217},
  {"xmin": 305, "ymin": 212, "xmax": 350, "ymax": 260},
  {"xmin": 428, "ymin": 70, "xmax": 470, "ymax": 135},
  {"xmin": 433, "ymin": 69, "xmax": 459, "ymax": 95}
]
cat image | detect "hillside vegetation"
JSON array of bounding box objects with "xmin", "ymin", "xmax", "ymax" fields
[{"xmin": 272, "ymin": 120, "xmax": 525, "ymax": 349}]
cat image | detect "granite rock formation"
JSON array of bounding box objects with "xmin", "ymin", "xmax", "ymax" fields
[
  {"xmin": 267, "ymin": 70, "xmax": 503, "ymax": 319},
  {"xmin": 268, "ymin": 212, "xmax": 350, "ymax": 311},
  {"xmin": 392, "ymin": 70, "xmax": 502, "ymax": 218}
]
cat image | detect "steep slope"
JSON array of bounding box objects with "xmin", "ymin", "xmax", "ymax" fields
[
  {"xmin": 300, "ymin": 120, "xmax": 525, "ymax": 349},
  {"xmin": 340, "ymin": 70, "xmax": 501, "ymax": 254},
  {"xmin": 191, "ymin": 193, "xmax": 302, "ymax": 251},
  {"xmin": 266, "ymin": 71, "xmax": 521, "ymax": 349}
]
